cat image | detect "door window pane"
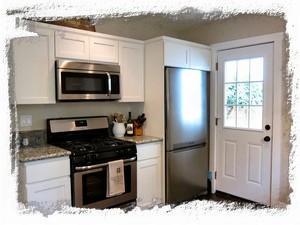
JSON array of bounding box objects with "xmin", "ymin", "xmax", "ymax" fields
[
  {"xmin": 237, "ymin": 106, "xmax": 249, "ymax": 128},
  {"xmin": 223, "ymin": 57, "xmax": 264, "ymax": 130},
  {"xmin": 225, "ymin": 84, "xmax": 236, "ymax": 105},
  {"xmin": 237, "ymin": 83, "xmax": 249, "ymax": 105},
  {"xmin": 250, "ymin": 82, "xmax": 263, "ymax": 105},
  {"xmin": 224, "ymin": 106, "xmax": 236, "ymax": 127},
  {"xmin": 250, "ymin": 58, "xmax": 264, "ymax": 81},
  {"xmin": 225, "ymin": 61, "xmax": 237, "ymax": 82},
  {"xmin": 237, "ymin": 59, "xmax": 249, "ymax": 82}
]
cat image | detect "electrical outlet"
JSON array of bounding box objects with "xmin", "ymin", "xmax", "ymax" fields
[
  {"xmin": 20, "ymin": 115, "xmax": 32, "ymax": 127},
  {"xmin": 22, "ymin": 138, "xmax": 29, "ymax": 146}
]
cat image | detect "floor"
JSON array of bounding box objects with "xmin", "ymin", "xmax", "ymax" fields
[{"xmin": 195, "ymin": 191, "xmax": 268, "ymax": 209}]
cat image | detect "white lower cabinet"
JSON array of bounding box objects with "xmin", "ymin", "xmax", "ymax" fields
[
  {"xmin": 19, "ymin": 156, "xmax": 71, "ymax": 209},
  {"xmin": 136, "ymin": 142, "xmax": 162, "ymax": 208}
]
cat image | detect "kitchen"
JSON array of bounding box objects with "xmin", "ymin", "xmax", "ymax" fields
[{"xmin": 5, "ymin": 4, "xmax": 292, "ymax": 221}]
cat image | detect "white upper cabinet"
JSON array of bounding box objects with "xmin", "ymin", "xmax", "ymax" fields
[
  {"xmin": 164, "ymin": 37, "xmax": 211, "ymax": 71},
  {"xmin": 164, "ymin": 41, "xmax": 189, "ymax": 68},
  {"xmin": 189, "ymin": 46, "xmax": 211, "ymax": 71},
  {"xmin": 55, "ymin": 31, "xmax": 90, "ymax": 60},
  {"xmin": 12, "ymin": 26, "xmax": 56, "ymax": 104},
  {"xmin": 55, "ymin": 31, "xmax": 119, "ymax": 64},
  {"xmin": 118, "ymin": 41, "xmax": 144, "ymax": 102},
  {"xmin": 90, "ymin": 36, "xmax": 119, "ymax": 63}
]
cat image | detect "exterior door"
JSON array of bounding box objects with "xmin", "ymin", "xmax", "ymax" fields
[{"xmin": 216, "ymin": 43, "xmax": 273, "ymax": 205}]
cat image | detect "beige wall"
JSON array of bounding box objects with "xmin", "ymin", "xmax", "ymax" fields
[{"xmin": 13, "ymin": 102, "xmax": 144, "ymax": 131}]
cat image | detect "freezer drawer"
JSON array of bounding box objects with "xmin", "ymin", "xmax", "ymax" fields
[{"xmin": 166, "ymin": 145, "xmax": 208, "ymax": 204}]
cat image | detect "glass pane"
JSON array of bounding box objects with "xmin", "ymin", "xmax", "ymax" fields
[
  {"xmin": 224, "ymin": 106, "xmax": 236, "ymax": 127},
  {"xmin": 250, "ymin": 57, "xmax": 264, "ymax": 81},
  {"xmin": 225, "ymin": 61, "xmax": 237, "ymax": 82},
  {"xmin": 237, "ymin": 83, "xmax": 250, "ymax": 105},
  {"xmin": 250, "ymin": 82, "xmax": 263, "ymax": 105},
  {"xmin": 225, "ymin": 84, "xmax": 236, "ymax": 105},
  {"xmin": 237, "ymin": 59, "xmax": 249, "ymax": 82},
  {"xmin": 249, "ymin": 106, "xmax": 263, "ymax": 129},
  {"xmin": 237, "ymin": 106, "xmax": 249, "ymax": 128}
]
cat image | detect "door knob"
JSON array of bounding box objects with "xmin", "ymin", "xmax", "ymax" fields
[
  {"xmin": 264, "ymin": 136, "xmax": 271, "ymax": 142},
  {"xmin": 265, "ymin": 125, "xmax": 271, "ymax": 130}
]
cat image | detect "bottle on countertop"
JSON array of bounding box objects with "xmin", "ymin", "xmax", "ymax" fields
[{"xmin": 126, "ymin": 112, "xmax": 134, "ymax": 136}]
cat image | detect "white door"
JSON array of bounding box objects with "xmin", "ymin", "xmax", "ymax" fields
[{"xmin": 216, "ymin": 43, "xmax": 273, "ymax": 205}]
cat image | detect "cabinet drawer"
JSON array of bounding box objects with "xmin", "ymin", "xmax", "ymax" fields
[
  {"xmin": 137, "ymin": 142, "xmax": 161, "ymax": 161},
  {"xmin": 23, "ymin": 156, "xmax": 70, "ymax": 183},
  {"xmin": 26, "ymin": 176, "xmax": 71, "ymax": 204}
]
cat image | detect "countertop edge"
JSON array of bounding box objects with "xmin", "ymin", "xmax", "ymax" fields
[
  {"xmin": 18, "ymin": 145, "xmax": 71, "ymax": 163},
  {"xmin": 116, "ymin": 135, "xmax": 163, "ymax": 144}
]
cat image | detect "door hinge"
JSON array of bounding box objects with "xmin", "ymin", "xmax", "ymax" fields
[
  {"xmin": 208, "ymin": 171, "xmax": 217, "ymax": 180},
  {"xmin": 215, "ymin": 118, "xmax": 219, "ymax": 126},
  {"xmin": 215, "ymin": 62, "xmax": 218, "ymax": 71}
]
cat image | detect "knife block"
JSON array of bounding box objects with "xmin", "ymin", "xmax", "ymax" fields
[{"xmin": 133, "ymin": 120, "xmax": 143, "ymax": 136}]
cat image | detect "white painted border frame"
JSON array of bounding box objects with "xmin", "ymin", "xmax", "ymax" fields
[{"xmin": 210, "ymin": 32, "xmax": 284, "ymax": 207}]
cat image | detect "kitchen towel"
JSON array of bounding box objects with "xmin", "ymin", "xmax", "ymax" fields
[{"xmin": 106, "ymin": 159, "xmax": 125, "ymax": 197}]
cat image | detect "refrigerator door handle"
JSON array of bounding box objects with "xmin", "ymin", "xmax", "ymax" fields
[{"xmin": 172, "ymin": 142, "xmax": 206, "ymax": 152}]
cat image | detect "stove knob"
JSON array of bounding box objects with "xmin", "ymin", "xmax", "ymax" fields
[
  {"xmin": 95, "ymin": 153, "xmax": 101, "ymax": 160},
  {"xmin": 85, "ymin": 154, "xmax": 94, "ymax": 161}
]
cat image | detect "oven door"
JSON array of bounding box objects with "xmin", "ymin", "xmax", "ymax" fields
[
  {"xmin": 57, "ymin": 69, "xmax": 120, "ymax": 101},
  {"xmin": 73, "ymin": 157, "xmax": 137, "ymax": 209}
]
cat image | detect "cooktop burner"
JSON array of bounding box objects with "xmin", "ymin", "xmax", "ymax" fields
[{"xmin": 61, "ymin": 137, "xmax": 133, "ymax": 153}]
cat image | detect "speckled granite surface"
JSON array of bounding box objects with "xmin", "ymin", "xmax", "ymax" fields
[
  {"xmin": 18, "ymin": 145, "xmax": 71, "ymax": 162},
  {"xmin": 116, "ymin": 135, "xmax": 163, "ymax": 144}
]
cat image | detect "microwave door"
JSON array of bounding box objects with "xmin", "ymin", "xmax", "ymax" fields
[{"xmin": 58, "ymin": 70, "xmax": 111, "ymax": 101}]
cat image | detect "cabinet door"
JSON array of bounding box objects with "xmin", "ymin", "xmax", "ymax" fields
[
  {"xmin": 137, "ymin": 158, "xmax": 162, "ymax": 208},
  {"xmin": 12, "ymin": 27, "xmax": 56, "ymax": 104},
  {"xmin": 119, "ymin": 41, "xmax": 144, "ymax": 102},
  {"xmin": 90, "ymin": 36, "xmax": 119, "ymax": 63},
  {"xmin": 55, "ymin": 31, "xmax": 89, "ymax": 60},
  {"xmin": 189, "ymin": 46, "xmax": 211, "ymax": 71},
  {"xmin": 26, "ymin": 176, "xmax": 71, "ymax": 206},
  {"xmin": 164, "ymin": 41, "xmax": 189, "ymax": 68}
]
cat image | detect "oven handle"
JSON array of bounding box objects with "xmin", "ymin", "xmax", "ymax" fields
[{"xmin": 75, "ymin": 156, "xmax": 137, "ymax": 172}]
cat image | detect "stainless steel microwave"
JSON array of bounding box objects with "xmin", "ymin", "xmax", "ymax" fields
[{"xmin": 55, "ymin": 60, "xmax": 121, "ymax": 101}]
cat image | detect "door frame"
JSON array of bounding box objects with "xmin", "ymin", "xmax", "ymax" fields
[{"xmin": 210, "ymin": 32, "xmax": 284, "ymax": 206}]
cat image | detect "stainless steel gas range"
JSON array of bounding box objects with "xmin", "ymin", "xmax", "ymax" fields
[{"xmin": 47, "ymin": 116, "xmax": 137, "ymax": 209}]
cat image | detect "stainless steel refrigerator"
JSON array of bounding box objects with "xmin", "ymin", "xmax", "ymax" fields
[{"xmin": 165, "ymin": 67, "xmax": 209, "ymax": 204}]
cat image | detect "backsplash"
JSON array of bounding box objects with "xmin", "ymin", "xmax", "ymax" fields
[{"xmin": 12, "ymin": 130, "xmax": 47, "ymax": 149}]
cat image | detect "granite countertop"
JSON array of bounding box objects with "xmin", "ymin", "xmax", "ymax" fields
[
  {"xmin": 116, "ymin": 135, "xmax": 163, "ymax": 144},
  {"xmin": 18, "ymin": 145, "xmax": 71, "ymax": 163}
]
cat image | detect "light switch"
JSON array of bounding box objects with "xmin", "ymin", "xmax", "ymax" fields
[{"xmin": 20, "ymin": 115, "xmax": 32, "ymax": 127}]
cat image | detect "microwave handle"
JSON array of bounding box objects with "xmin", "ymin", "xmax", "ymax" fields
[{"xmin": 106, "ymin": 72, "xmax": 111, "ymax": 97}]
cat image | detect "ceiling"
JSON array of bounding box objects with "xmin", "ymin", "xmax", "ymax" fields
[{"xmin": 38, "ymin": 10, "xmax": 234, "ymax": 33}]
